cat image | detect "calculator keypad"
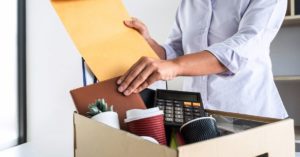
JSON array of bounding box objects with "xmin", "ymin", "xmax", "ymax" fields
[{"xmin": 156, "ymin": 99, "xmax": 206, "ymax": 126}]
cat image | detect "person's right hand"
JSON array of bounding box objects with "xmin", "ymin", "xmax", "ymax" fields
[{"xmin": 124, "ymin": 17, "xmax": 151, "ymax": 40}]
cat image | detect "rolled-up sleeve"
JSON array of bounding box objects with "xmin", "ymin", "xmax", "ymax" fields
[
  {"xmin": 162, "ymin": 9, "xmax": 184, "ymax": 60},
  {"xmin": 206, "ymin": 0, "xmax": 286, "ymax": 76}
]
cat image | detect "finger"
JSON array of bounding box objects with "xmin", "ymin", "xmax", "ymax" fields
[
  {"xmin": 118, "ymin": 60, "xmax": 148, "ymax": 93},
  {"xmin": 123, "ymin": 64, "xmax": 156, "ymax": 96},
  {"xmin": 134, "ymin": 81, "xmax": 149, "ymax": 93},
  {"xmin": 124, "ymin": 19, "xmax": 134, "ymax": 27},
  {"xmin": 117, "ymin": 57, "xmax": 144, "ymax": 85},
  {"xmin": 135, "ymin": 73, "xmax": 160, "ymax": 93},
  {"xmin": 124, "ymin": 17, "xmax": 145, "ymax": 33}
]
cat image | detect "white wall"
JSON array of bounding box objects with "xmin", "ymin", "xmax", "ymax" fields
[
  {"xmin": 123, "ymin": 0, "xmax": 180, "ymax": 43},
  {"xmin": 0, "ymin": 0, "xmax": 18, "ymax": 150},
  {"xmin": 26, "ymin": 0, "xmax": 179, "ymax": 156},
  {"xmin": 26, "ymin": 0, "xmax": 81, "ymax": 156}
]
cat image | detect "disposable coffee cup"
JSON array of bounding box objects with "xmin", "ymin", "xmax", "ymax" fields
[
  {"xmin": 180, "ymin": 117, "xmax": 219, "ymax": 144},
  {"xmin": 125, "ymin": 108, "xmax": 166, "ymax": 145},
  {"xmin": 125, "ymin": 107, "xmax": 161, "ymax": 122}
]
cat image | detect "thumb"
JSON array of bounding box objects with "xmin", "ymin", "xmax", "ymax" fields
[
  {"xmin": 124, "ymin": 19, "xmax": 135, "ymax": 28},
  {"xmin": 124, "ymin": 17, "xmax": 148, "ymax": 36}
]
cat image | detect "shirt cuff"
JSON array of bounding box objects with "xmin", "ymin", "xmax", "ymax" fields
[
  {"xmin": 162, "ymin": 44, "xmax": 180, "ymax": 60},
  {"xmin": 206, "ymin": 43, "xmax": 248, "ymax": 77}
]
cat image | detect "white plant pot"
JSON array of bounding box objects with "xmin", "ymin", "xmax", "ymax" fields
[
  {"xmin": 141, "ymin": 136, "xmax": 159, "ymax": 144},
  {"xmin": 91, "ymin": 112, "xmax": 120, "ymax": 129}
]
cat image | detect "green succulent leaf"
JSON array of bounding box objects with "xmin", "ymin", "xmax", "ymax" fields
[{"xmin": 87, "ymin": 98, "xmax": 114, "ymax": 116}]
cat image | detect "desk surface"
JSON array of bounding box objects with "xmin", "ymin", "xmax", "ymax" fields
[
  {"xmin": 0, "ymin": 142, "xmax": 299, "ymax": 157},
  {"xmin": 0, "ymin": 142, "xmax": 72, "ymax": 157}
]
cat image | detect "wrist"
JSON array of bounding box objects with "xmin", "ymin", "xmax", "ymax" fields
[{"xmin": 170, "ymin": 58, "xmax": 183, "ymax": 77}]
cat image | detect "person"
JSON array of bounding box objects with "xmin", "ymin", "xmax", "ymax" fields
[{"xmin": 116, "ymin": 0, "xmax": 288, "ymax": 119}]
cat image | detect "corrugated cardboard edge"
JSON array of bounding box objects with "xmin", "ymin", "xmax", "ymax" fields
[
  {"xmin": 73, "ymin": 110, "xmax": 295, "ymax": 157},
  {"xmin": 73, "ymin": 113, "xmax": 177, "ymax": 157},
  {"xmin": 177, "ymin": 118, "xmax": 295, "ymax": 157},
  {"xmin": 205, "ymin": 109, "xmax": 280, "ymax": 123}
]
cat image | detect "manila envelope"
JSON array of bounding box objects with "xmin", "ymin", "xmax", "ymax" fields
[{"xmin": 51, "ymin": 0, "xmax": 158, "ymax": 81}]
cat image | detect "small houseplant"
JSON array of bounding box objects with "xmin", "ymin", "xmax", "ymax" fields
[{"xmin": 87, "ymin": 98, "xmax": 120, "ymax": 129}]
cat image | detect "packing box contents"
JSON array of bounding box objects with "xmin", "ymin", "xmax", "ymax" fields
[
  {"xmin": 70, "ymin": 77, "xmax": 295, "ymax": 157},
  {"xmin": 73, "ymin": 110, "xmax": 295, "ymax": 157}
]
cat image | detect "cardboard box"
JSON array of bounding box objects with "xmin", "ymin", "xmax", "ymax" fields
[{"xmin": 73, "ymin": 110, "xmax": 295, "ymax": 157}]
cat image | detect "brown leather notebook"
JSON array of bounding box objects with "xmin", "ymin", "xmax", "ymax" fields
[{"xmin": 70, "ymin": 77, "xmax": 146, "ymax": 130}]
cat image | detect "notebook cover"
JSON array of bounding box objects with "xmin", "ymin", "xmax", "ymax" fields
[{"xmin": 70, "ymin": 77, "xmax": 146, "ymax": 130}]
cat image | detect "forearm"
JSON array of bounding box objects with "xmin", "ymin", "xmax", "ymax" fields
[
  {"xmin": 173, "ymin": 51, "xmax": 227, "ymax": 76},
  {"xmin": 146, "ymin": 38, "xmax": 166, "ymax": 60}
]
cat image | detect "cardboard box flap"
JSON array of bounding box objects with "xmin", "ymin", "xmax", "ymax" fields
[
  {"xmin": 74, "ymin": 113, "xmax": 177, "ymax": 157},
  {"xmin": 177, "ymin": 119, "xmax": 295, "ymax": 157},
  {"xmin": 206, "ymin": 109, "xmax": 280, "ymax": 123}
]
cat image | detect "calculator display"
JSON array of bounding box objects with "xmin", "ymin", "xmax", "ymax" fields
[{"xmin": 157, "ymin": 91, "xmax": 198, "ymax": 102}]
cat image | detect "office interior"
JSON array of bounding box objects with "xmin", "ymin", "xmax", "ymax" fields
[{"xmin": 0, "ymin": 0, "xmax": 300, "ymax": 156}]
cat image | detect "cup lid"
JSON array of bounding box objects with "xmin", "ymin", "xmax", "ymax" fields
[
  {"xmin": 124, "ymin": 110, "xmax": 163, "ymax": 123},
  {"xmin": 124, "ymin": 107, "xmax": 163, "ymax": 123},
  {"xmin": 126, "ymin": 107, "xmax": 160, "ymax": 118}
]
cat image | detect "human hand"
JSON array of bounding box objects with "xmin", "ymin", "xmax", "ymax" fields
[
  {"xmin": 117, "ymin": 57, "xmax": 180, "ymax": 96},
  {"xmin": 124, "ymin": 17, "xmax": 151, "ymax": 40}
]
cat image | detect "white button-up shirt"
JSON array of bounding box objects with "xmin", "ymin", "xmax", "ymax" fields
[{"xmin": 163, "ymin": 0, "xmax": 288, "ymax": 118}]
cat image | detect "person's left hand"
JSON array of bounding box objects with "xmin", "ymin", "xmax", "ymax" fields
[{"xmin": 117, "ymin": 56, "xmax": 180, "ymax": 96}]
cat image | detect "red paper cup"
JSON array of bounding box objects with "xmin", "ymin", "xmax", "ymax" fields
[{"xmin": 126, "ymin": 114, "xmax": 166, "ymax": 145}]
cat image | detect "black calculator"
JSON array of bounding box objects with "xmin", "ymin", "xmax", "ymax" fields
[{"xmin": 154, "ymin": 89, "xmax": 206, "ymax": 127}]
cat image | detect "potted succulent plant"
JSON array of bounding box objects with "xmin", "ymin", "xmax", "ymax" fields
[{"xmin": 87, "ymin": 98, "xmax": 120, "ymax": 129}]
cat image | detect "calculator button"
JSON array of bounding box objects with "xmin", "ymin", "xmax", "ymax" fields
[
  {"xmin": 165, "ymin": 114, "xmax": 173, "ymax": 118},
  {"xmin": 175, "ymin": 114, "xmax": 183, "ymax": 118},
  {"xmin": 165, "ymin": 102, "xmax": 173, "ymax": 106},
  {"xmin": 156, "ymin": 99, "xmax": 165, "ymax": 102},
  {"xmin": 193, "ymin": 108, "xmax": 200, "ymax": 113},
  {"xmin": 175, "ymin": 111, "xmax": 183, "ymax": 115},
  {"xmin": 192, "ymin": 102, "xmax": 201, "ymax": 107},
  {"xmin": 174, "ymin": 101, "xmax": 181, "ymax": 104},
  {"xmin": 165, "ymin": 110, "xmax": 173, "ymax": 114},
  {"xmin": 156, "ymin": 102, "xmax": 164, "ymax": 105},
  {"xmin": 158, "ymin": 106, "xmax": 165, "ymax": 111},
  {"xmin": 175, "ymin": 118, "xmax": 184, "ymax": 123},
  {"xmin": 165, "ymin": 106, "xmax": 173, "ymax": 110},
  {"xmin": 184, "ymin": 112, "xmax": 193, "ymax": 116},
  {"xmin": 193, "ymin": 112, "xmax": 201, "ymax": 117},
  {"xmin": 174, "ymin": 103, "xmax": 182, "ymax": 107},
  {"xmin": 184, "ymin": 108, "xmax": 192, "ymax": 112},
  {"xmin": 166, "ymin": 100, "xmax": 173, "ymax": 103},
  {"xmin": 165, "ymin": 117, "xmax": 173, "ymax": 122},
  {"xmin": 184, "ymin": 102, "xmax": 192, "ymax": 106},
  {"xmin": 174, "ymin": 107, "xmax": 183, "ymax": 111}
]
